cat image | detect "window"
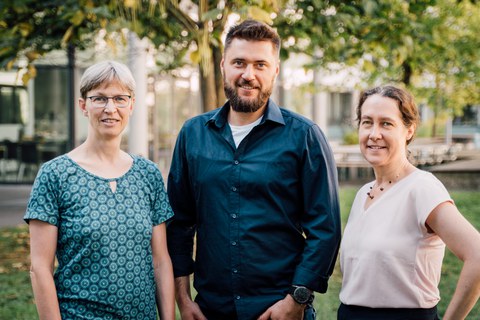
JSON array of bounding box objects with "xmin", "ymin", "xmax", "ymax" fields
[
  {"xmin": 328, "ymin": 92, "xmax": 353, "ymax": 126},
  {"xmin": 0, "ymin": 85, "xmax": 28, "ymax": 124}
]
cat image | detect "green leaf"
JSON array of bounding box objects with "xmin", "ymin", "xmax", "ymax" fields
[
  {"xmin": 70, "ymin": 10, "xmax": 85, "ymax": 26},
  {"xmin": 201, "ymin": 9, "xmax": 223, "ymax": 22},
  {"xmin": 62, "ymin": 26, "xmax": 74, "ymax": 45}
]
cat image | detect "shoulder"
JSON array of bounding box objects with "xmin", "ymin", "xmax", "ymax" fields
[
  {"xmin": 278, "ymin": 107, "xmax": 330, "ymax": 150},
  {"xmin": 279, "ymin": 107, "xmax": 326, "ymax": 142},
  {"xmin": 280, "ymin": 107, "xmax": 316, "ymax": 129},
  {"xmin": 37, "ymin": 154, "xmax": 71, "ymax": 177},
  {"xmin": 130, "ymin": 155, "xmax": 166, "ymax": 184},
  {"xmin": 132, "ymin": 155, "xmax": 161, "ymax": 173},
  {"xmin": 404, "ymin": 169, "xmax": 452, "ymax": 210},
  {"xmin": 409, "ymin": 170, "xmax": 446, "ymax": 190},
  {"xmin": 183, "ymin": 108, "xmax": 219, "ymax": 128},
  {"xmin": 29, "ymin": 156, "xmax": 72, "ymax": 201}
]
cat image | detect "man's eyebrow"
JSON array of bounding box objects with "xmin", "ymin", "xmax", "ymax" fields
[{"xmin": 230, "ymin": 57, "xmax": 269, "ymax": 64}]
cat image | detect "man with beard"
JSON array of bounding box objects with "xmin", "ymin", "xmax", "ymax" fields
[{"xmin": 166, "ymin": 20, "xmax": 341, "ymax": 320}]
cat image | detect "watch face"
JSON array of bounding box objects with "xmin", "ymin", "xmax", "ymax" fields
[{"xmin": 294, "ymin": 287, "xmax": 311, "ymax": 304}]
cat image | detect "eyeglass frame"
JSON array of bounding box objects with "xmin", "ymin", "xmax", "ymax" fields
[{"xmin": 86, "ymin": 95, "xmax": 132, "ymax": 108}]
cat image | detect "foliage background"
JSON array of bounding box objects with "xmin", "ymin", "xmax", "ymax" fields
[{"xmin": 1, "ymin": 0, "xmax": 480, "ymax": 129}]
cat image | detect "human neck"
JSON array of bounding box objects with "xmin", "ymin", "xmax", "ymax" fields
[
  {"xmin": 79, "ymin": 138, "xmax": 123, "ymax": 163},
  {"xmin": 228, "ymin": 106, "xmax": 266, "ymax": 126},
  {"xmin": 367, "ymin": 160, "xmax": 414, "ymax": 200},
  {"xmin": 374, "ymin": 159, "xmax": 413, "ymax": 185}
]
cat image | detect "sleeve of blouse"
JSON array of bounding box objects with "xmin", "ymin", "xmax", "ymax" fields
[
  {"xmin": 24, "ymin": 162, "xmax": 61, "ymax": 227},
  {"xmin": 414, "ymin": 172, "xmax": 453, "ymax": 232},
  {"xmin": 148, "ymin": 161, "xmax": 174, "ymax": 226}
]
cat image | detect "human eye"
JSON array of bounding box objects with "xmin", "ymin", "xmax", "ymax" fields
[
  {"xmin": 256, "ymin": 62, "xmax": 267, "ymax": 69},
  {"xmin": 360, "ymin": 119, "xmax": 372, "ymax": 126},
  {"xmin": 92, "ymin": 96, "xmax": 107, "ymax": 104},
  {"xmin": 382, "ymin": 121, "xmax": 393, "ymax": 127},
  {"xmin": 233, "ymin": 60, "xmax": 244, "ymax": 67},
  {"xmin": 114, "ymin": 95, "xmax": 129, "ymax": 104}
]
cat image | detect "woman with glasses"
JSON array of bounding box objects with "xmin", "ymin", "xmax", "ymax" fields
[{"xmin": 24, "ymin": 61, "xmax": 175, "ymax": 320}]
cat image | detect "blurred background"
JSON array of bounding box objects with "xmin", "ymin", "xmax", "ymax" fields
[
  {"xmin": 1, "ymin": 0, "xmax": 479, "ymax": 187},
  {"xmin": 1, "ymin": 2, "xmax": 480, "ymax": 319}
]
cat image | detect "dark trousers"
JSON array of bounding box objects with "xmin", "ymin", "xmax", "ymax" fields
[
  {"xmin": 201, "ymin": 308, "xmax": 238, "ymax": 320},
  {"xmin": 201, "ymin": 304, "xmax": 316, "ymax": 320},
  {"xmin": 337, "ymin": 303, "xmax": 439, "ymax": 320}
]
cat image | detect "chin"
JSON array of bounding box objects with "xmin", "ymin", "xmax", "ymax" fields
[{"xmin": 363, "ymin": 155, "xmax": 384, "ymax": 166}]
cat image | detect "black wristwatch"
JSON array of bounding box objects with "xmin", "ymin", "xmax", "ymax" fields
[{"xmin": 289, "ymin": 285, "xmax": 314, "ymax": 305}]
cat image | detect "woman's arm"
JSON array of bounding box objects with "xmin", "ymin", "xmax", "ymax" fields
[
  {"xmin": 426, "ymin": 201, "xmax": 480, "ymax": 320},
  {"xmin": 29, "ymin": 219, "xmax": 61, "ymax": 320},
  {"xmin": 152, "ymin": 223, "xmax": 175, "ymax": 320}
]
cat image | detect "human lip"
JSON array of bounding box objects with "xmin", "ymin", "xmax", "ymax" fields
[
  {"xmin": 237, "ymin": 80, "xmax": 259, "ymax": 90},
  {"xmin": 101, "ymin": 118, "xmax": 120, "ymax": 123},
  {"xmin": 239, "ymin": 84, "xmax": 257, "ymax": 90},
  {"xmin": 367, "ymin": 145, "xmax": 386, "ymax": 150}
]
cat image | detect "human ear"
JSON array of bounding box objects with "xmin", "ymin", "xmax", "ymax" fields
[
  {"xmin": 79, "ymin": 98, "xmax": 88, "ymax": 116},
  {"xmin": 406, "ymin": 123, "xmax": 416, "ymax": 141}
]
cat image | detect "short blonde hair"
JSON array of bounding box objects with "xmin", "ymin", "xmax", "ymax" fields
[{"xmin": 79, "ymin": 61, "xmax": 135, "ymax": 99}]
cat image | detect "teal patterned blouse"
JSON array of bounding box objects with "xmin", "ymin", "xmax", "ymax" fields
[{"xmin": 24, "ymin": 154, "xmax": 174, "ymax": 319}]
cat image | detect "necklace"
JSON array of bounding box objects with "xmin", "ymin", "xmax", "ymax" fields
[
  {"xmin": 367, "ymin": 161, "xmax": 413, "ymax": 200},
  {"xmin": 367, "ymin": 173, "xmax": 400, "ymax": 200},
  {"xmin": 367, "ymin": 181, "xmax": 392, "ymax": 199}
]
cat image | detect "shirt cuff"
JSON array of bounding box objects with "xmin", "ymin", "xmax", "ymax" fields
[
  {"xmin": 292, "ymin": 265, "xmax": 330, "ymax": 293},
  {"xmin": 170, "ymin": 254, "xmax": 194, "ymax": 278}
]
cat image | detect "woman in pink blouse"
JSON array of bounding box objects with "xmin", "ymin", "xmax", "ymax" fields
[{"xmin": 339, "ymin": 85, "xmax": 480, "ymax": 319}]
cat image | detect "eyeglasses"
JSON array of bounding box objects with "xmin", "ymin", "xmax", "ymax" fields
[{"xmin": 87, "ymin": 95, "xmax": 132, "ymax": 108}]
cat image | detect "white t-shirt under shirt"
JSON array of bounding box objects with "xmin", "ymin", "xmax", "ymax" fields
[
  {"xmin": 229, "ymin": 117, "xmax": 262, "ymax": 148},
  {"xmin": 340, "ymin": 169, "xmax": 453, "ymax": 308}
]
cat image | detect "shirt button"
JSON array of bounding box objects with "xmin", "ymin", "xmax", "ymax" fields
[
  {"xmin": 234, "ymin": 160, "xmax": 239, "ymax": 165},
  {"xmin": 236, "ymin": 296, "xmax": 241, "ymax": 300},
  {"xmin": 231, "ymin": 186, "xmax": 237, "ymax": 192},
  {"xmin": 231, "ymin": 214, "xmax": 237, "ymax": 219},
  {"xmin": 233, "ymin": 269, "xmax": 238, "ymax": 273},
  {"xmin": 231, "ymin": 241, "xmax": 237, "ymax": 246}
]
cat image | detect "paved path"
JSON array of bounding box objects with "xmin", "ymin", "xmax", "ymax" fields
[{"xmin": 0, "ymin": 184, "xmax": 32, "ymax": 228}]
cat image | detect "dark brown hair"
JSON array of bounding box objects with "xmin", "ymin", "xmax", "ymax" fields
[
  {"xmin": 224, "ymin": 19, "xmax": 280, "ymax": 56},
  {"xmin": 356, "ymin": 85, "xmax": 420, "ymax": 145}
]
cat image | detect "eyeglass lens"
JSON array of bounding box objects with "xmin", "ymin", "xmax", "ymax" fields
[{"xmin": 89, "ymin": 95, "xmax": 131, "ymax": 108}]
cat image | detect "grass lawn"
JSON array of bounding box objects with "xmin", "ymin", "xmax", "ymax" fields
[{"xmin": 1, "ymin": 188, "xmax": 479, "ymax": 319}]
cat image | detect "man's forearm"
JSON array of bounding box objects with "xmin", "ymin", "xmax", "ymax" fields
[{"xmin": 175, "ymin": 275, "xmax": 193, "ymax": 306}]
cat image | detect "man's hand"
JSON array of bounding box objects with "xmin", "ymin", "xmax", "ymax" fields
[
  {"xmin": 257, "ymin": 294, "xmax": 305, "ymax": 320},
  {"xmin": 175, "ymin": 276, "xmax": 207, "ymax": 320},
  {"xmin": 178, "ymin": 298, "xmax": 207, "ymax": 320}
]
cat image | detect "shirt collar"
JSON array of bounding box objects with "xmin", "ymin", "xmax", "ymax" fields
[{"xmin": 206, "ymin": 99, "xmax": 285, "ymax": 128}]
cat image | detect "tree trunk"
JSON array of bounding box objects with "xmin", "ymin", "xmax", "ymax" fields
[
  {"xmin": 402, "ymin": 60, "xmax": 412, "ymax": 86},
  {"xmin": 213, "ymin": 47, "xmax": 225, "ymax": 106},
  {"xmin": 432, "ymin": 76, "xmax": 442, "ymax": 137},
  {"xmin": 67, "ymin": 44, "xmax": 76, "ymax": 150},
  {"xmin": 431, "ymin": 106, "xmax": 438, "ymax": 138},
  {"xmin": 200, "ymin": 61, "xmax": 217, "ymax": 112}
]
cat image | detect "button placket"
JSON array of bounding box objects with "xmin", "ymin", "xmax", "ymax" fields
[{"xmin": 230, "ymin": 155, "xmax": 241, "ymax": 309}]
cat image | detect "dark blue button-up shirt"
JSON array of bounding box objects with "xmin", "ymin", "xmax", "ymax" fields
[{"xmin": 167, "ymin": 99, "xmax": 341, "ymax": 320}]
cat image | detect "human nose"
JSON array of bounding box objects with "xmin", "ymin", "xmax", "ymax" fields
[
  {"xmin": 369, "ymin": 125, "xmax": 381, "ymax": 140},
  {"xmin": 103, "ymin": 99, "xmax": 117, "ymax": 112},
  {"xmin": 242, "ymin": 64, "xmax": 255, "ymax": 81}
]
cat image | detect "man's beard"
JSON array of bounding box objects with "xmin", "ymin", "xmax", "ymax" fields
[{"xmin": 224, "ymin": 78, "xmax": 272, "ymax": 113}]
